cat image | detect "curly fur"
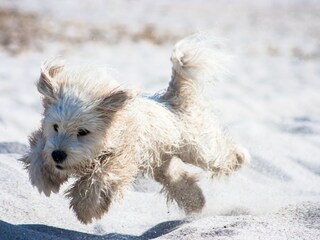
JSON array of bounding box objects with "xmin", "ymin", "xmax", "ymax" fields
[{"xmin": 21, "ymin": 33, "xmax": 250, "ymax": 224}]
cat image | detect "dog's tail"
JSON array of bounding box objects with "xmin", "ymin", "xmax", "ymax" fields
[{"xmin": 162, "ymin": 32, "xmax": 231, "ymax": 110}]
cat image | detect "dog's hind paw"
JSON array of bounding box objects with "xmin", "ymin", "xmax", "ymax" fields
[
  {"xmin": 209, "ymin": 145, "xmax": 250, "ymax": 177},
  {"xmin": 234, "ymin": 145, "xmax": 251, "ymax": 168}
]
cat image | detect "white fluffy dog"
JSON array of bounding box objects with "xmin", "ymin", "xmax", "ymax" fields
[{"xmin": 22, "ymin": 33, "xmax": 249, "ymax": 224}]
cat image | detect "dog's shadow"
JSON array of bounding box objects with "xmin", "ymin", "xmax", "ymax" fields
[{"xmin": 0, "ymin": 219, "xmax": 185, "ymax": 240}]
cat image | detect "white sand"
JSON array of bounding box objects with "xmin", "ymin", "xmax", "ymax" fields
[{"xmin": 0, "ymin": 0, "xmax": 320, "ymax": 239}]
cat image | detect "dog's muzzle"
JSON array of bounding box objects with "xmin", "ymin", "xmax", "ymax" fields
[{"xmin": 51, "ymin": 150, "xmax": 67, "ymax": 164}]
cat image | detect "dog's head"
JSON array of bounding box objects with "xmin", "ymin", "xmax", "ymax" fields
[{"xmin": 37, "ymin": 61, "xmax": 132, "ymax": 172}]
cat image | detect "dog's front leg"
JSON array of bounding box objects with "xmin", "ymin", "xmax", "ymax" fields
[
  {"xmin": 21, "ymin": 129, "xmax": 69, "ymax": 196},
  {"xmin": 65, "ymin": 173, "xmax": 111, "ymax": 224},
  {"xmin": 66, "ymin": 155, "xmax": 138, "ymax": 224}
]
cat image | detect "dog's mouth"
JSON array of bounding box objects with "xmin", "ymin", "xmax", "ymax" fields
[{"xmin": 55, "ymin": 165, "xmax": 64, "ymax": 170}]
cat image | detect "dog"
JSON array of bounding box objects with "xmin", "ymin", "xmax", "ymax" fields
[{"xmin": 22, "ymin": 33, "xmax": 250, "ymax": 224}]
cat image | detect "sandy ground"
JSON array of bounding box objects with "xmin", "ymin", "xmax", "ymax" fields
[{"xmin": 0, "ymin": 0, "xmax": 320, "ymax": 239}]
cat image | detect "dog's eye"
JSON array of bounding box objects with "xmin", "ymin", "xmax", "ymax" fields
[
  {"xmin": 77, "ymin": 129, "xmax": 90, "ymax": 137},
  {"xmin": 53, "ymin": 124, "xmax": 59, "ymax": 132}
]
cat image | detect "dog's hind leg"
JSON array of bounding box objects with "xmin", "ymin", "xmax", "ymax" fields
[
  {"xmin": 153, "ymin": 156, "xmax": 205, "ymax": 214},
  {"xmin": 178, "ymin": 139, "xmax": 250, "ymax": 177},
  {"xmin": 158, "ymin": 33, "xmax": 250, "ymax": 176}
]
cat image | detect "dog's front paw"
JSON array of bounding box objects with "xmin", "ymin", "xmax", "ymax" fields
[
  {"xmin": 66, "ymin": 175, "xmax": 112, "ymax": 224},
  {"xmin": 73, "ymin": 193, "xmax": 111, "ymax": 224}
]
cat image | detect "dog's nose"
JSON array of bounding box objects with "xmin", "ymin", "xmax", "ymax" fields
[{"xmin": 51, "ymin": 150, "xmax": 67, "ymax": 163}]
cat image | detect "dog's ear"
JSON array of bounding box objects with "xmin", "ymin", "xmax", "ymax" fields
[
  {"xmin": 37, "ymin": 64, "xmax": 63, "ymax": 106},
  {"xmin": 97, "ymin": 90, "xmax": 133, "ymax": 113}
]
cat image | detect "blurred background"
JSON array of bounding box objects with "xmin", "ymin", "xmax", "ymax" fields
[
  {"xmin": 0, "ymin": 0, "xmax": 319, "ymax": 142},
  {"xmin": 0, "ymin": 0, "xmax": 320, "ymax": 236}
]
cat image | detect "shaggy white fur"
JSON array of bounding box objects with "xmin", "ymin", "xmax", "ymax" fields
[{"xmin": 22, "ymin": 33, "xmax": 250, "ymax": 224}]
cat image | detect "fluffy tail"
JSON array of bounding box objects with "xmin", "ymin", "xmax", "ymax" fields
[{"xmin": 162, "ymin": 32, "xmax": 231, "ymax": 110}]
